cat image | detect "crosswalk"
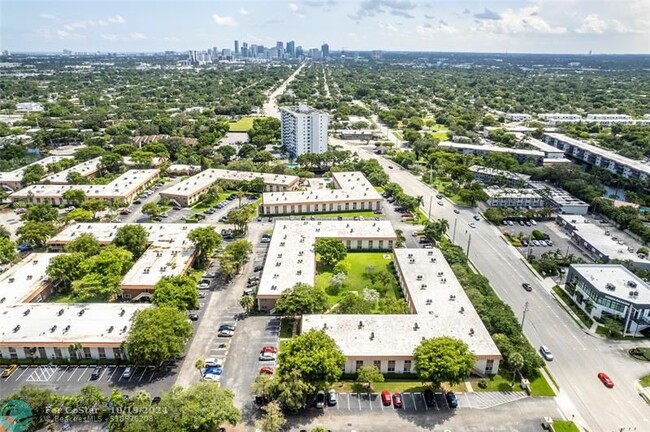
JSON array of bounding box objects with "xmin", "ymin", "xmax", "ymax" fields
[{"xmin": 463, "ymin": 391, "xmax": 528, "ymax": 409}]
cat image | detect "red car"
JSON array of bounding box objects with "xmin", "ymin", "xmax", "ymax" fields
[
  {"xmin": 392, "ymin": 392, "xmax": 403, "ymax": 408},
  {"xmin": 260, "ymin": 346, "xmax": 278, "ymax": 354},
  {"xmin": 598, "ymin": 372, "xmax": 614, "ymax": 388},
  {"xmin": 260, "ymin": 366, "xmax": 274, "ymax": 375},
  {"xmin": 380, "ymin": 390, "xmax": 392, "ymax": 406}
]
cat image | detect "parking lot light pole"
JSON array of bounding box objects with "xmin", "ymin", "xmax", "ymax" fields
[
  {"xmin": 428, "ymin": 196, "xmax": 433, "ymax": 220},
  {"xmin": 452, "ymin": 218, "xmax": 458, "ymax": 243},
  {"xmin": 466, "ymin": 233, "xmax": 472, "ymax": 256},
  {"xmin": 521, "ymin": 301, "xmax": 530, "ymax": 330}
]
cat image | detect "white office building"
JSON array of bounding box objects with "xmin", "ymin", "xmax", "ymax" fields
[
  {"xmin": 280, "ymin": 104, "xmax": 328, "ymax": 158},
  {"xmin": 586, "ymin": 114, "xmax": 634, "ymax": 126},
  {"xmin": 538, "ymin": 113, "xmax": 582, "ymax": 125},
  {"xmin": 505, "ymin": 113, "xmax": 532, "ymax": 122}
]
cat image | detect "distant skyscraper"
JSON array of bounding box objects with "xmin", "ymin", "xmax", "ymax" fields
[
  {"xmin": 286, "ymin": 41, "xmax": 295, "ymax": 58},
  {"xmin": 242, "ymin": 42, "xmax": 249, "ymax": 58},
  {"xmin": 321, "ymin": 43, "xmax": 329, "ymax": 58},
  {"xmin": 295, "ymin": 46, "xmax": 304, "ymax": 57},
  {"xmin": 276, "ymin": 41, "xmax": 284, "ymax": 51},
  {"xmin": 234, "ymin": 40, "xmax": 239, "ymax": 55},
  {"xmin": 281, "ymin": 104, "xmax": 329, "ymax": 158}
]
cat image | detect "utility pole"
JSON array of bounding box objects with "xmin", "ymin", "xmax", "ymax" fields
[
  {"xmin": 466, "ymin": 233, "xmax": 472, "ymax": 256},
  {"xmin": 428, "ymin": 196, "xmax": 433, "ymax": 220},
  {"xmin": 452, "ymin": 218, "xmax": 458, "ymax": 243},
  {"xmin": 521, "ymin": 301, "xmax": 530, "ymax": 330}
]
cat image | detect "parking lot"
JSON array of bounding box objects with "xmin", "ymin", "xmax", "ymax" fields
[
  {"xmin": 499, "ymin": 219, "xmax": 587, "ymax": 261},
  {"xmin": 327, "ymin": 391, "xmax": 458, "ymax": 413}
]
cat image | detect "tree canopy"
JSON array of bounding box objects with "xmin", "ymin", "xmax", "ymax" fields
[
  {"xmin": 274, "ymin": 283, "xmax": 329, "ymax": 315},
  {"xmin": 152, "ymin": 275, "xmax": 199, "ymax": 310},
  {"xmin": 413, "ymin": 336, "xmax": 476, "ymax": 388},
  {"xmin": 314, "ymin": 238, "xmax": 347, "ymax": 267},
  {"xmin": 113, "ymin": 224, "xmax": 150, "ymax": 259}
]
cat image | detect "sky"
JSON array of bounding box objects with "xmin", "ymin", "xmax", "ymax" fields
[{"xmin": 1, "ymin": 0, "xmax": 649, "ymax": 54}]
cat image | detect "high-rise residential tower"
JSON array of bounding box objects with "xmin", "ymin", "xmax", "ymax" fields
[{"xmin": 280, "ymin": 104, "xmax": 329, "ymax": 158}]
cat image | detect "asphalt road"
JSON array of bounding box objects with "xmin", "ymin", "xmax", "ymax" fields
[
  {"xmin": 263, "ymin": 62, "xmax": 306, "ymax": 119},
  {"xmin": 333, "ymin": 137, "xmax": 650, "ymax": 432}
]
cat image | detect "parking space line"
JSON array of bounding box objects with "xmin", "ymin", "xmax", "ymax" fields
[
  {"xmin": 126, "ymin": 367, "xmax": 137, "ymax": 381},
  {"xmin": 98, "ymin": 367, "xmax": 108, "ymax": 381},
  {"xmin": 67, "ymin": 367, "xmax": 78, "ymax": 382},
  {"xmin": 149, "ymin": 369, "xmax": 157, "ymax": 383},
  {"xmin": 14, "ymin": 368, "xmax": 29, "ymax": 381},
  {"xmin": 57, "ymin": 366, "xmax": 69, "ymax": 382},
  {"xmin": 357, "ymin": 393, "xmax": 361, "ymax": 410},
  {"xmin": 108, "ymin": 367, "xmax": 119, "ymax": 380},
  {"xmin": 378, "ymin": 394, "xmax": 383, "ymax": 411},
  {"xmin": 414, "ymin": 392, "xmax": 422, "ymax": 411},
  {"xmin": 346, "ymin": 393, "xmax": 350, "ymax": 410},
  {"xmin": 138, "ymin": 367, "xmax": 147, "ymax": 383},
  {"xmin": 77, "ymin": 367, "xmax": 88, "ymax": 382}
]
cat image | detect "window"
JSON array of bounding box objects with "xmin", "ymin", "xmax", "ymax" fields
[
  {"xmin": 98, "ymin": 347, "xmax": 106, "ymax": 359},
  {"xmin": 38, "ymin": 347, "xmax": 47, "ymax": 359},
  {"xmin": 369, "ymin": 240, "xmax": 374, "ymax": 249},
  {"xmin": 387, "ymin": 360, "xmax": 395, "ymax": 372},
  {"xmin": 68, "ymin": 346, "xmax": 77, "ymax": 359},
  {"xmin": 355, "ymin": 360, "xmax": 364, "ymax": 371},
  {"xmin": 403, "ymin": 360, "xmax": 411, "ymax": 373},
  {"xmin": 388, "ymin": 240, "xmax": 394, "ymax": 249},
  {"xmin": 54, "ymin": 347, "xmax": 62, "ymax": 359},
  {"xmin": 9, "ymin": 347, "xmax": 17, "ymax": 359},
  {"xmin": 83, "ymin": 347, "xmax": 92, "ymax": 359},
  {"xmin": 379, "ymin": 240, "xmax": 384, "ymax": 249},
  {"xmin": 345, "ymin": 203, "xmax": 349, "ymax": 210},
  {"xmin": 357, "ymin": 240, "xmax": 362, "ymax": 249},
  {"xmin": 353, "ymin": 202, "xmax": 357, "ymax": 210},
  {"xmin": 373, "ymin": 360, "xmax": 381, "ymax": 370},
  {"xmin": 486, "ymin": 359, "xmax": 494, "ymax": 374},
  {"xmin": 346, "ymin": 240, "xmax": 351, "ymax": 248}
]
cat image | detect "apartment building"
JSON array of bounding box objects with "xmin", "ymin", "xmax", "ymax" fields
[
  {"xmin": 505, "ymin": 113, "xmax": 532, "ymax": 122},
  {"xmin": 438, "ymin": 142, "xmax": 545, "ymax": 165},
  {"xmin": 0, "ymin": 156, "xmax": 73, "ymax": 192},
  {"xmin": 485, "ymin": 187, "xmax": 545, "ymax": 208},
  {"xmin": 538, "ymin": 113, "xmax": 582, "ymax": 125},
  {"xmin": 586, "ymin": 114, "xmax": 634, "ymax": 126},
  {"xmin": 280, "ymin": 104, "xmax": 329, "ymax": 157}
]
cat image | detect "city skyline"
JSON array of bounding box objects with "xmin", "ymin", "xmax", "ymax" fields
[{"xmin": 1, "ymin": 0, "xmax": 649, "ymax": 54}]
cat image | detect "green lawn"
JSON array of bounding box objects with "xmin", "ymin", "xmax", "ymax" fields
[
  {"xmin": 280, "ymin": 317, "xmax": 294, "ymax": 339},
  {"xmin": 190, "ymin": 193, "xmax": 230, "ymax": 212},
  {"xmin": 552, "ymin": 420, "xmax": 580, "ymax": 432},
  {"xmin": 473, "ymin": 372, "xmax": 523, "ymax": 392},
  {"xmin": 333, "ymin": 380, "xmax": 429, "ymax": 394},
  {"xmin": 639, "ymin": 373, "xmax": 650, "ymax": 387},
  {"xmin": 529, "ymin": 370, "xmax": 556, "ymax": 396},
  {"xmin": 228, "ymin": 116, "xmax": 256, "ymax": 132},
  {"xmin": 431, "ymin": 130, "xmax": 449, "ymax": 141},
  {"xmin": 315, "ymin": 252, "xmax": 399, "ymax": 306},
  {"xmin": 429, "ymin": 177, "xmax": 472, "ymax": 206},
  {"xmin": 630, "ymin": 347, "xmax": 650, "ymax": 361},
  {"xmin": 393, "ymin": 131, "xmax": 404, "ymax": 140},
  {"xmin": 49, "ymin": 292, "xmax": 108, "ymax": 303}
]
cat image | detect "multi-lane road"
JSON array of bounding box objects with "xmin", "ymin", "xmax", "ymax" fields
[
  {"xmin": 333, "ymin": 137, "xmax": 650, "ymax": 432},
  {"xmin": 262, "ymin": 61, "xmax": 306, "ymax": 118}
]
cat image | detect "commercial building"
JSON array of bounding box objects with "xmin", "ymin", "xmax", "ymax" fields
[
  {"xmin": 566, "ymin": 264, "xmax": 650, "ymax": 334},
  {"xmin": 302, "ymin": 248, "xmax": 501, "ymax": 376},
  {"xmin": 484, "ymin": 187, "xmax": 545, "ymax": 209},
  {"xmin": 256, "ymin": 220, "xmax": 397, "ymax": 310},
  {"xmin": 48, "ymin": 223, "xmax": 210, "ymax": 299},
  {"xmin": 159, "ymin": 169, "xmax": 300, "ymax": 207},
  {"xmin": 527, "ymin": 181, "xmax": 589, "ymax": 215},
  {"xmin": 524, "ymin": 138, "xmax": 566, "ymax": 160},
  {"xmin": 586, "ymin": 114, "xmax": 634, "ymax": 126},
  {"xmin": 280, "ymin": 104, "xmax": 329, "ymax": 157},
  {"xmin": 42, "ymin": 157, "xmax": 102, "ymax": 184},
  {"xmin": 438, "ymin": 142, "xmax": 545, "ymax": 165},
  {"xmin": 544, "ymin": 133, "xmax": 650, "ymax": 181},
  {"xmin": 538, "ymin": 113, "xmax": 581, "ymax": 125},
  {"xmin": 557, "ymin": 215, "xmax": 650, "ymax": 269},
  {"xmin": 261, "ymin": 172, "xmax": 382, "ymax": 215},
  {"xmin": 505, "ymin": 113, "xmax": 532, "ymax": 122},
  {"xmin": 9, "ymin": 169, "xmax": 160, "ymax": 205},
  {"xmin": 469, "ymin": 165, "xmax": 530, "ymax": 188},
  {"xmin": 0, "ymin": 253, "xmax": 149, "ymax": 360},
  {"xmin": 0, "ymin": 156, "xmax": 72, "ymax": 192}
]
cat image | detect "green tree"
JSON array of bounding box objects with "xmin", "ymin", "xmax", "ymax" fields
[
  {"xmin": 413, "ymin": 336, "xmax": 475, "ymax": 388},
  {"xmin": 81, "ymin": 198, "xmax": 108, "ymax": 218},
  {"xmin": 255, "ymin": 401, "xmax": 286, "ymax": 432},
  {"xmin": 356, "ymin": 365, "xmax": 385, "ymax": 391},
  {"xmin": 22, "ymin": 164, "xmax": 45, "ymax": 184},
  {"xmin": 63, "ymin": 208, "xmax": 94, "ymax": 222},
  {"xmin": 336, "ymin": 292, "xmax": 372, "ymax": 314},
  {"xmin": 226, "ymin": 207, "xmax": 253, "ymax": 233},
  {"xmin": 195, "ymin": 358, "xmax": 206, "ymax": 379},
  {"xmin": 46, "ymin": 252, "xmax": 86, "ymax": 289},
  {"xmin": 314, "ymin": 238, "xmax": 347, "ymax": 267},
  {"xmin": 16, "ymin": 221, "xmax": 57, "ymax": 247},
  {"xmin": 126, "ymin": 307, "xmax": 193, "ymax": 366},
  {"xmin": 274, "ymin": 283, "xmax": 329, "ymax": 315},
  {"xmin": 72, "ymin": 246, "xmax": 133, "ymax": 299},
  {"xmin": 23, "ymin": 203, "xmax": 59, "ymax": 222},
  {"xmin": 423, "ymin": 218, "xmax": 449, "ymax": 242},
  {"xmin": 251, "ymin": 373, "xmax": 276, "ymax": 401},
  {"xmin": 2, "ymin": 385, "xmax": 57, "ymax": 429},
  {"xmin": 65, "ymin": 233, "xmax": 101, "ymax": 256},
  {"xmin": 152, "ymin": 275, "xmax": 199, "ymax": 310},
  {"xmin": 223, "ymin": 239, "xmax": 253, "ymax": 265},
  {"xmin": 275, "ymin": 369, "xmax": 313, "ymax": 411},
  {"xmin": 0, "ymin": 237, "xmax": 18, "ymax": 265},
  {"xmin": 100, "ymin": 152, "xmax": 124, "ymax": 173},
  {"xmin": 277, "ymin": 329, "xmax": 345, "ymax": 389},
  {"xmin": 188, "ymin": 226, "xmax": 222, "ymax": 267},
  {"xmin": 0, "ymin": 225, "xmax": 10, "ymax": 239},
  {"xmin": 378, "ymin": 297, "xmax": 410, "ymax": 314},
  {"xmin": 508, "ymin": 352, "xmax": 525, "ymax": 386},
  {"xmin": 113, "ymin": 224, "xmax": 150, "ymax": 259},
  {"xmin": 217, "ymin": 145, "xmax": 236, "ymax": 162},
  {"xmin": 141, "ymin": 202, "xmax": 163, "ymax": 219},
  {"xmin": 240, "ymin": 294, "xmax": 255, "ymax": 315},
  {"xmin": 62, "ymin": 189, "xmax": 87, "ymax": 207}
]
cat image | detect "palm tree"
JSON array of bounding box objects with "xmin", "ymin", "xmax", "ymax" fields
[
  {"xmin": 394, "ymin": 229, "xmax": 406, "ymax": 248},
  {"xmin": 194, "ymin": 358, "xmax": 205, "ymax": 379},
  {"xmin": 509, "ymin": 352, "xmax": 525, "ymax": 386},
  {"xmin": 436, "ymin": 218, "xmax": 449, "ymax": 233},
  {"xmin": 240, "ymin": 294, "xmax": 255, "ymax": 315}
]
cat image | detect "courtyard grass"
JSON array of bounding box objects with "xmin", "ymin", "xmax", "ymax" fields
[
  {"xmin": 472, "ymin": 370, "xmax": 555, "ymax": 396},
  {"xmin": 49, "ymin": 292, "xmax": 108, "ymax": 303},
  {"xmin": 280, "ymin": 317, "xmax": 294, "ymax": 339},
  {"xmin": 333, "ymin": 380, "xmax": 429, "ymax": 394},
  {"xmin": 315, "ymin": 252, "xmax": 399, "ymax": 306},
  {"xmin": 552, "ymin": 420, "xmax": 580, "ymax": 432},
  {"xmin": 190, "ymin": 193, "xmax": 230, "ymax": 212},
  {"xmin": 228, "ymin": 116, "xmax": 256, "ymax": 132},
  {"xmin": 639, "ymin": 373, "xmax": 650, "ymax": 387}
]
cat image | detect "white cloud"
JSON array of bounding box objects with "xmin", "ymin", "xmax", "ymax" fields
[
  {"xmin": 240, "ymin": 8, "xmax": 249, "ymax": 15},
  {"xmin": 212, "ymin": 14, "xmax": 237, "ymax": 26},
  {"xmin": 39, "ymin": 13, "xmax": 56, "ymax": 20},
  {"xmin": 416, "ymin": 20, "xmax": 458, "ymax": 36},
  {"xmin": 379, "ymin": 22, "xmax": 398, "ymax": 32},
  {"xmin": 473, "ymin": 6, "xmax": 566, "ymax": 35},
  {"xmin": 101, "ymin": 34, "xmax": 119, "ymax": 41},
  {"xmin": 289, "ymin": 3, "xmax": 299, "ymax": 12},
  {"xmin": 130, "ymin": 32, "xmax": 146, "ymax": 40},
  {"xmin": 575, "ymin": 14, "xmax": 642, "ymax": 34},
  {"xmin": 107, "ymin": 15, "xmax": 125, "ymax": 24}
]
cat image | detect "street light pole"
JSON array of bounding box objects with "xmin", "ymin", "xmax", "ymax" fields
[
  {"xmin": 466, "ymin": 233, "xmax": 472, "ymax": 256},
  {"xmin": 452, "ymin": 218, "xmax": 458, "ymax": 243},
  {"xmin": 428, "ymin": 196, "xmax": 433, "ymax": 220},
  {"xmin": 521, "ymin": 301, "xmax": 530, "ymax": 330}
]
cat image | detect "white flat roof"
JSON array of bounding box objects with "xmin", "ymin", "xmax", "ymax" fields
[
  {"xmin": 161, "ymin": 169, "xmax": 299, "ymax": 198},
  {"xmin": 0, "ymin": 253, "xmax": 62, "ymax": 305},
  {"xmin": 257, "ymin": 220, "xmax": 396, "ymax": 298},
  {"xmin": 559, "ymin": 215, "xmax": 649, "ymax": 263},
  {"xmin": 0, "ymin": 156, "xmax": 72, "ymax": 183},
  {"xmin": 469, "ymin": 165, "xmax": 531, "ymax": 182},
  {"xmin": 10, "ymin": 169, "xmax": 159, "ymax": 200},
  {"xmin": 0, "ymin": 303, "xmax": 149, "ymax": 346},
  {"xmin": 528, "ymin": 181, "xmax": 589, "ymax": 207},
  {"xmin": 49, "ymin": 223, "xmax": 211, "ymax": 288},
  {"xmin": 263, "ymin": 171, "xmax": 382, "ymax": 205},
  {"xmin": 570, "ymin": 264, "xmax": 650, "ymax": 305},
  {"xmin": 301, "ymin": 248, "xmax": 500, "ymax": 358},
  {"xmin": 439, "ymin": 142, "xmax": 544, "ymax": 157},
  {"xmin": 43, "ymin": 157, "xmax": 101, "ymax": 184},
  {"xmin": 485, "ymin": 187, "xmax": 541, "ymax": 199},
  {"xmin": 525, "ymin": 138, "xmax": 565, "ymax": 155},
  {"xmin": 545, "ymin": 133, "xmax": 650, "ymax": 175}
]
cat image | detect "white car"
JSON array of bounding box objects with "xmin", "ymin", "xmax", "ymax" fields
[
  {"xmin": 469, "ymin": 222, "xmax": 476, "ymax": 228},
  {"xmin": 539, "ymin": 345, "xmax": 554, "ymax": 361},
  {"xmin": 197, "ymin": 280, "xmax": 210, "ymax": 289},
  {"xmin": 530, "ymin": 220, "xmax": 537, "ymax": 226},
  {"xmin": 218, "ymin": 329, "xmax": 234, "ymax": 337},
  {"xmin": 259, "ymin": 352, "xmax": 277, "ymax": 361},
  {"xmin": 202, "ymin": 373, "xmax": 221, "ymax": 382},
  {"xmin": 205, "ymin": 357, "xmax": 223, "ymax": 368}
]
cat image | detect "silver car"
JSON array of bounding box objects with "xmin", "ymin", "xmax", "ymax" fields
[{"xmin": 539, "ymin": 345, "xmax": 554, "ymax": 361}]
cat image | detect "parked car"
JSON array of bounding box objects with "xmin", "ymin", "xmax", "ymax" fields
[
  {"xmin": 218, "ymin": 329, "xmax": 234, "ymax": 337},
  {"xmin": 524, "ymin": 221, "xmax": 531, "ymax": 227},
  {"xmin": 204, "ymin": 366, "xmax": 222, "ymax": 377},
  {"xmin": 151, "ymin": 396, "xmax": 161, "ymax": 404},
  {"xmin": 437, "ymin": 201, "xmax": 444, "ymax": 206},
  {"xmin": 315, "ymin": 390, "xmax": 326, "ymax": 409},
  {"xmin": 205, "ymin": 357, "xmax": 222, "ymax": 368},
  {"xmin": 254, "ymin": 265, "xmax": 264, "ymax": 272},
  {"xmin": 423, "ymin": 389, "xmax": 435, "ymax": 407},
  {"xmin": 219, "ymin": 323, "xmax": 236, "ymax": 331},
  {"xmin": 532, "ymin": 240, "xmax": 540, "ymax": 246},
  {"xmin": 327, "ymin": 389, "xmax": 337, "ymax": 406},
  {"xmin": 2, "ymin": 364, "xmax": 18, "ymax": 378},
  {"xmin": 473, "ymin": 215, "xmax": 480, "ymax": 221},
  {"xmin": 522, "ymin": 282, "xmax": 532, "ymax": 292},
  {"xmin": 90, "ymin": 366, "xmax": 104, "ymax": 380},
  {"xmin": 538, "ymin": 240, "xmax": 547, "ymax": 247},
  {"xmin": 539, "ymin": 345, "xmax": 554, "ymax": 361},
  {"xmin": 445, "ymin": 392, "xmax": 458, "ymax": 408},
  {"xmin": 454, "ymin": 208, "xmax": 460, "ymax": 214},
  {"xmin": 188, "ymin": 313, "xmax": 199, "ymax": 321},
  {"xmin": 244, "ymin": 288, "xmax": 255, "ymax": 296},
  {"xmin": 522, "ymin": 240, "xmax": 529, "ymax": 247},
  {"xmin": 198, "ymin": 291, "xmax": 207, "ymax": 299},
  {"xmin": 259, "ymin": 352, "xmax": 277, "ymax": 361},
  {"xmin": 530, "ymin": 220, "xmax": 537, "ymax": 226},
  {"xmin": 469, "ymin": 222, "xmax": 476, "ymax": 228},
  {"xmin": 260, "ymin": 346, "xmax": 278, "ymax": 353},
  {"xmin": 597, "ymin": 372, "xmax": 614, "ymax": 388},
  {"xmin": 546, "ymin": 240, "xmax": 554, "ymax": 247},
  {"xmin": 380, "ymin": 390, "xmax": 392, "ymax": 406},
  {"xmin": 197, "ymin": 280, "xmax": 210, "ymax": 289},
  {"xmin": 133, "ymin": 200, "xmax": 142, "ymax": 204},
  {"xmin": 392, "ymin": 392, "xmax": 403, "ymax": 408},
  {"xmin": 122, "ymin": 366, "xmax": 133, "ymax": 379},
  {"xmin": 507, "ymin": 220, "xmax": 514, "ymax": 226},
  {"xmin": 260, "ymin": 237, "xmax": 271, "ymax": 244},
  {"xmin": 518, "ymin": 220, "xmax": 525, "ymax": 226}
]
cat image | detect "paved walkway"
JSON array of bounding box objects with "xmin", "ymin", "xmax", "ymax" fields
[{"xmin": 462, "ymin": 391, "xmax": 529, "ymax": 409}]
